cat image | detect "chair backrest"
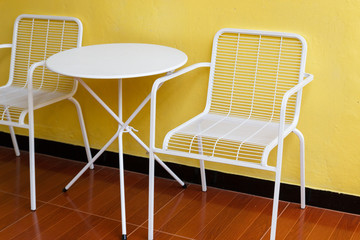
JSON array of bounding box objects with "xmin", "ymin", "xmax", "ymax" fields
[
  {"xmin": 206, "ymin": 29, "xmax": 307, "ymax": 125},
  {"xmin": 8, "ymin": 14, "xmax": 82, "ymax": 93}
]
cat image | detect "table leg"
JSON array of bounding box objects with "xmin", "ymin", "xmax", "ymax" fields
[
  {"xmin": 63, "ymin": 127, "xmax": 121, "ymax": 191},
  {"xmin": 73, "ymin": 78, "xmax": 185, "ymax": 186},
  {"xmin": 62, "ymin": 75, "xmax": 186, "ymax": 239},
  {"xmin": 118, "ymin": 79, "xmax": 127, "ymax": 240}
]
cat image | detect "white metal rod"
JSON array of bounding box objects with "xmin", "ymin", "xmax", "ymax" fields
[
  {"xmin": 0, "ymin": 119, "xmax": 29, "ymax": 129},
  {"xmin": 27, "ymin": 62, "xmax": 40, "ymax": 211},
  {"xmin": 270, "ymin": 169, "xmax": 281, "ymax": 240},
  {"xmin": 63, "ymin": 119, "xmax": 185, "ymax": 190},
  {"xmin": 68, "ymin": 97, "xmax": 93, "ymax": 169},
  {"xmin": 128, "ymin": 130, "xmax": 185, "ymax": 186},
  {"xmin": 6, "ymin": 110, "xmax": 20, "ymax": 156},
  {"xmin": 29, "ymin": 115, "xmax": 36, "ymax": 211},
  {"xmin": 148, "ymin": 152, "xmax": 155, "ymax": 240},
  {"xmin": 77, "ymin": 77, "xmax": 150, "ymax": 136},
  {"xmin": 154, "ymin": 153, "xmax": 185, "ymax": 186},
  {"xmin": 119, "ymin": 82, "xmax": 164, "ymax": 133},
  {"xmin": 199, "ymin": 160, "xmax": 207, "ymax": 191},
  {"xmin": 197, "ymin": 136, "xmax": 207, "ymax": 192},
  {"xmin": 8, "ymin": 125, "xmax": 20, "ymax": 156},
  {"xmin": 0, "ymin": 43, "xmax": 12, "ymax": 48},
  {"xmin": 293, "ymin": 128, "xmax": 306, "ymax": 209},
  {"xmin": 64, "ymin": 127, "xmax": 121, "ymax": 191},
  {"xmin": 270, "ymin": 102, "xmax": 286, "ymax": 240},
  {"xmin": 154, "ymin": 148, "xmax": 276, "ymax": 172},
  {"xmin": 118, "ymin": 79, "xmax": 127, "ymax": 238},
  {"xmin": 75, "ymin": 77, "xmax": 184, "ymax": 186},
  {"xmin": 76, "ymin": 78, "xmax": 122, "ymax": 123},
  {"xmin": 123, "ymin": 90, "xmax": 151, "ymax": 129}
]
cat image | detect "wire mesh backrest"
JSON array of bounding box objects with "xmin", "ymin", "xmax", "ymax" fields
[
  {"xmin": 208, "ymin": 29, "xmax": 306, "ymax": 124},
  {"xmin": 9, "ymin": 15, "xmax": 82, "ymax": 93}
]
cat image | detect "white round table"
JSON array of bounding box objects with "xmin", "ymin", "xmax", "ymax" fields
[
  {"xmin": 46, "ymin": 43, "xmax": 187, "ymax": 79},
  {"xmin": 46, "ymin": 43, "xmax": 187, "ymax": 240}
]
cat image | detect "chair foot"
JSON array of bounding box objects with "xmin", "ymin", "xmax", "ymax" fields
[
  {"xmin": 122, "ymin": 234, "xmax": 127, "ymax": 240},
  {"xmin": 62, "ymin": 188, "xmax": 68, "ymax": 192},
  {"xmin": 182, "ymin": 183, "xmax": 188, "ymax": 189}
]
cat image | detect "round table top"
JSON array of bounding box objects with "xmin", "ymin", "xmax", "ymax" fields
[{"xmin": 46, "ymin": 43, "xmax": 188, "ymax": 79}]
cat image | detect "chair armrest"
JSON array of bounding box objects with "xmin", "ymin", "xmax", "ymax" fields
[
  {"xmin": 27, "ymin": 60, "xmax": 46, "ymax": 102},
  {"xmin": 151, "ymin": 62, "xmax": 211, "ymax": 97},
  {"xmin": 280, "ymin": 73, "xmax": 313, "ymax": 121},
  {"xmin": 277, "ymin": 73, "xmax": 313, "ymax": 138},
  {"xmin": 18, "ymin": 60, "xmax": 46, "ymax": 123},
  {"xmin": 0, "ymin": 44, "xmax": 12, "ymax": 87},
  {"xmin": 279, "ymin": 73, "xmax": 313, "ymax": 120},
  {"xmin": 273, "ymin": 73, "xmax": 313, "ymax": 168},
  {"xmin": 282, "ymin": 73, "xmax": 313, "ymax": 105},
  {"xmin": 24, "ymin": 60, "xmax": 46, "ymax": 136},
  {"xmin": 149, "ymin": 62, "xmax": 211, "ymax": 149},
  {"xmin": 0, "ymin": 44, "xmax": 12, "ymax": 49},
  {"xmin": 27, "ymin": 60, "xmax": 46, "ymax": 88}
]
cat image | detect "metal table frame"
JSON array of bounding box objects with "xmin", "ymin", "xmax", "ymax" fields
[{"xmin": 46, "ymin": 43, "xmax": 187, "ymax": 240}]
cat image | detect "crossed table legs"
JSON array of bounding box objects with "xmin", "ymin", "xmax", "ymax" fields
[{"xmin": 63, "ymin": 77, "xmax": 185, "ymax": 240}]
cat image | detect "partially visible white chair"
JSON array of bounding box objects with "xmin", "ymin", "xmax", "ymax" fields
[
  {"xmin": 148, "ymin": 28, "xmax": 313, "ymax": 240},
  {"xmin": 0, "ymin": 14, "xmax": 92, "ymax": 210}
]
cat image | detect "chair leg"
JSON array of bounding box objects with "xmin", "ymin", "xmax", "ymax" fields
[
  {"xmin": 148, "ymin": 152, "xmax": 155, "ymax": 240},
  {"xmin": 6, "ymin": 110, "xmax": 20, "ymax": 156},
  {"xmin": 28, "ymin": 111, "xmax": 36, "ymax": 211},
  {"xmin": 68, "ymin": 97, "xmax": 93, "ymax": 169},
  {"xmin": 293, "ymin": 128, "xmax": 306, "ymax": 209},
  {"xmin": 270, "ymin": 168, "xmax": 281, "ymax": 240},
  {"xmin": 199, "ymin": 160, "xmax": 207, "ymax": 192},
  {"xmin": 197, "ymin": 136, "xmax": 207, "ymax": 192},
  {"xmin": 9, "ymin": 126, "xmax": 20, "ymax": 156}
]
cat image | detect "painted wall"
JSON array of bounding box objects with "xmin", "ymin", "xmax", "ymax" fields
[{"xmin": 0, "ymin": 0, "xmax": 359, "ymax": 197}]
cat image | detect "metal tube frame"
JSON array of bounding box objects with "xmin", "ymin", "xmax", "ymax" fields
[
  {"xmin": 147, "ymin": 60, "xmax": 313, "ymax": 240},
  {"xmin": 64, "ymin": 78, "xmax": 184, "ymax": 189},
  {"xmin": 63, "ymin": 75, "xmax": 186, "ymax": 240}
]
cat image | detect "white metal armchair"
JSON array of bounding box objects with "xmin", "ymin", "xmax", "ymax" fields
[
  {"xmin": 0, "ymin": 14, "xmax": 92, "ymax": 211},
  {"xmin": 148, "ymin": 28, "xmax": 313, "ymax": 239}
]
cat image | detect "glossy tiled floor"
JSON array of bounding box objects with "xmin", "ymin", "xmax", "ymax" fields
[{"xmin": 0, "ymin": 146, "xmax": 359, "ymax": 239}]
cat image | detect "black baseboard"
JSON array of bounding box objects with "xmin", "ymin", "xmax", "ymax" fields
[{"xmin": 0, "ymin": 131, "xmax": 359, "ymax": 215}]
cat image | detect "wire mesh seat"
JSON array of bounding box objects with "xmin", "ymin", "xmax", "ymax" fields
[
  {"xmin": 165, "ymin": 113, "xmax": 285, "ymax": 164},
  {"xmin": 148, "ymin": 28, "xmax": 313, "ymax": 240},
  {"xmin": 0, "ymin": 14, "xmax": 92, "ymax": 211}
]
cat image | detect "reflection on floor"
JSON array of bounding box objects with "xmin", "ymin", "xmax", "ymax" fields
[{"xmin": 0, "ymin": 146, "xmax": 359, "ymax": 239}]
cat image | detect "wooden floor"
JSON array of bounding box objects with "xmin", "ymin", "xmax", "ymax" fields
[{"xmin": 0, "ymin": 146, "xmax": 359, "ymax": 239}]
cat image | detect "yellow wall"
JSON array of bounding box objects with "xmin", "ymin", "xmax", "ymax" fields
[{"xmin": 0, "ymin": 0, "xmax": 360, "ymax": 197}]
